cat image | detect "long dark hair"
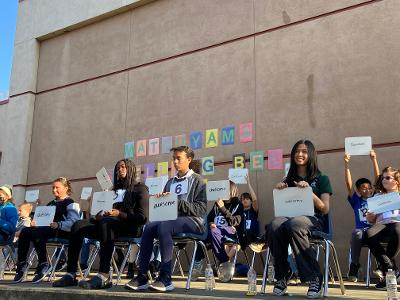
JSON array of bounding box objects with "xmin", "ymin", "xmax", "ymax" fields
[
  {"xmin": 285, "ymin": 139, "xmax": 321, "ymax": 186},
  {"xmin": 113, "ymin": 159, "xmax": 137, "ymax": 192}
]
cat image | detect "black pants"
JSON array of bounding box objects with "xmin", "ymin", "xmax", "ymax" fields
[
  {"xmin": 366, "ymin": 222, "xmax": 400, "ymax": 274},
  {"xmin": 267, "ymin": 215, "xmax": 323, "ymax": 282},
  {"xmin": 66, "ymin": 217, "xmax": 140, "ymax": 274},
  {"xmin": 17, "ymin": 226, "xmax": 69, "ymax": 265}
]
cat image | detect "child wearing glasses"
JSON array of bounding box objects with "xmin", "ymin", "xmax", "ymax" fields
[{"xmin": 366, "ymin": 166, "xmax": 400, "ymax": 290}]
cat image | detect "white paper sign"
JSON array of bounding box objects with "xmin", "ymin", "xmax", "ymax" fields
[
  {"xmin": 149, "ymin": 193, "xmax": 178, "ymax": 222},
  {"xmin": 345, "ymin": 136, "xmax": 372, "ymax": 156},
  {"xmin": 91, "ymin": 191, "xmax": 114, "ymax": 215},
  {"xmin": 145, "ymin": 176, "xmax": 169, "ymax": 195},
  {"xmin": 80, "ymin": 187, "xmax": 93, "ymax": 200},
  {"xmin": 25, "ymin": 190, "xmax": 39, "ymax": 203},
  {"xmin": 228, "ymin": 168, "xmax": 248, "ymax": 184},
  {"xmin": 367, "ymin": 192, "xmax": 400, "ymax": 214},
  {"xmin": 273, "ymin": 187, "xmax": 314, "ymax": 217},
  {"xmin": 96, "ymin": 167, "xmax": 113, "ymax": 191},
  {"xmin": 170, "ymin": 179, "xmax": 188, "ymax": 195},
  {"xmin": 33, "ymin": 206, "xmax": 56, "ymax": 227},
  {"xmin": 206, "ymin": 180, "xmax": 230, "ymax": 201},
  {"xmin": 113, "ymin": 189, "xmax": 126, "ymax": 203}
]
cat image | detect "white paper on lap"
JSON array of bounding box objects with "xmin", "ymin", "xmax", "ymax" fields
[
  {"xmin": 33, "ymin": 206, "xmax": 56, "ymax": 227},
  {"xmin": 345, "ymin": 136, "xmax": 372, "ymax": 156},
  {"xmin": 206, "ymin": 180, "xmax": 230, "ymax": 201},
  {"xmin": 367, "ymin": 192, "xmax": 400, "ymax": 214},
  {"xmin": 273, "ymin": 187, "xmax": 314, "ymax": 218},
  {"xmin": 149, "ymin": 193, "xmax": 178, "ymax": 222},
  {"xmin": 91, "ymin": 191, "xmax": 114, "ymax": 215}
]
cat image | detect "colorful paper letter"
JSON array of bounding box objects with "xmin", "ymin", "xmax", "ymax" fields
[
  {"xmin": 240, "ymin": 122, "xmax": 253, "ymax": 143},
  {"xmin": 202, "ymin": 156, "xmax": 214, "ymax": 175},
  {"xmin": 268, "ymin": 149, "xmax": 284, "ymax": 170},
  {"xmin": 205, "ymin": 129, "xmax": 218, "ymax": 148},
  {"xmin": 190, "ymin": 131, "xmax": 203, "ymax": 150},
  {"xmin": 124, "ymin": 141, "xmax": 134, "ymax": 159},
  {"xmin": 144, "ymin": 163, "xmax": 155, "ymax": 180},
  {"xmin": 161, "ymin": 136, "xmax": 173, "ymax": 154},
  {"xmin": 136, "ymin": 140, "xmax": 147, "ymax": 157},
  {"xmin": 175, "ymin": 134, "xmax": 186, "ymax": 147},
  {"xmin": 250, "ymin": 151, "xmax": 264, "ymax": 171},
  {"xmin": 148, "ymin": 138, "xmax": 160, "ymax": 156},
  {"xmin": 135, "ymin": 165, "xmax": 142, "ymax": 182},
  {"xmin": 157, "ymin": 161, "xmax": 169, "ymax": 177},
  {"xmin": 221, "ymin": 126, "xmax": 235, "ymax": 145},
  {"xmin": 233, "ymin": 153, "xmax": 246, "ymax": 169}
]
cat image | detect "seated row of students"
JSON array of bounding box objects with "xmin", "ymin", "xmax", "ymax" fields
[{"xmin": 2, "ymin": 142, "xmax": 399, "ymax": 298}]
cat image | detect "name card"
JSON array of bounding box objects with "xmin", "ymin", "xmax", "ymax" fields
[
  {"xmin": 25, "ymin": 190, "xmax": 40, "ymax": 203},
  {"xmin": 149, "ymin": 193, "xmax": 178, "ymax": 222},
  {"xmin": 33, "ymin": 206, "xmax": 56, "ymax": 227},
  {"xmin": 228, "ymin": 168, "xmax": 248, "ymax": 184},
  {"xmin": 145, "ymin": 176, "xmax": 169, "ymax": 195},
  {"xmin": 273, "ymin": 187, "xmax": 314, "ymax": 217},
  {"xmin": 80, "ymin": 187, "xmax": 93, "ymax": 200},
  {"xmin": 91, "ymin": 191, "xmax": 114, "ymax": 215},
  {"xmin": 367, "ymin": 192, "xmax": 400, "ymax": 214},
  {"xmin": 96, "ymin": 167, "xmax": 113, "ymax": 191},
  {"xmin": 345, "ymin": 136, "xmax": 372, "ymax": 156},
  {"xmin": 171, "ymin": 179, "xmax": 188, "ymax": 195},
  {"xmin": 206, "ymin": 180, "xmax": 230, "ymax": 201}
]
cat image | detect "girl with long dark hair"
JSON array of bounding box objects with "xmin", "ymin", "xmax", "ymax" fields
[
  {"xmin": 53, "ymin": 159, "xmax": 148, "ymax": 289},
  {"xmin": 267, "ymin": 140, "xmax": 332, "ymax": 298}
]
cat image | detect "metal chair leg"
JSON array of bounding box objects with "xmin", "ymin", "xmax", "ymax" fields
[
  {"xmin": 261, "ymin": 247, "xmax": 270, "ymax": 294},
  {"xmin": 48, "ymin": 245, "xmax": 65, "ymax": 282},
  {"xmin": 117, "ymin": 243, "xmax": 132, "ymax": 284},
  {"xmin": 185, "ymin": 241, "xmax": 198, "ymax": 290},
  {"xmin": 328, "ymin": 240, "xmax": 346, "ymax": 295},
  {"xmin": 366, "ymin": 248, "xmax": 371, "ymax": 287},
  {"xmin": 323, "ymin": 241, "xmax": 330, "ymax": 297}
]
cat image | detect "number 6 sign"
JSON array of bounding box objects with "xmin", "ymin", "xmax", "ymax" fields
[{"xmin": 171, "ymin": 179, "xmax": 188, "ymax": 195}]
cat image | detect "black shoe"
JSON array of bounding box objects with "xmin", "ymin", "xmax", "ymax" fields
[
  {"xmin": 32, "ymin": 262, "xmax": 52, "ymax": 283},
  {"xmin": 149, "ymin": 274, "xmax": 174, "ymax": 292},
  {"xmin": 78, "ymin": 274, "xmax": 112, "ymax": 289},
  {"xmin": 347, "ymin": 262, "xmax": 360, "ymax": 282},
  {"xmin": 13, "ymin": 262, "xmax": 27, "ymax": 283},
  {"xmin": 53, "ymin": 273, "xmax": 78, "ymax": 287},
  {"xmin": 307, "ymin": 274, "xmax": 323, "ymax": 298},
  {"xmin": 126, "ymin": 263, "xmax": 135, "ymax": 279},
  {"xmin": 273, "ymin": 278, "xmax": 288, "ymax": 296},
  {"xmin": 125, "ymin": 273, "xmax": 149, "ymax": 291},
  {"xmin": 375, "ymin": 279, "xmax": 386, "ymax": 290}
]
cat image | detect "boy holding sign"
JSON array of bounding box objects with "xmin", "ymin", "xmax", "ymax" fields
[
  {"xmin": 13, "ymin": 177, "xmax": 81, "ymax": 283},
  {"xmin": 365, "ymin": 167, "xmax": 400, "ymax": 290},
  {"xmin": 126, "ymin": 146, "xmax": 207, "ymax": 292},
  {"xmin": 344, "ymin": 150, "xmax": 379, "ymax": 282}
]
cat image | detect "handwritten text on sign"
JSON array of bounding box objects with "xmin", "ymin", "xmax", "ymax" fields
[
  {"xmin": 367, "ymin": 192, "xmax": 400, "ymax": 214},
  {"xmin": 345, "ymin": 136, "xmax": 372, "ymax": 156},
  {"xmin": 206, "ymin": 180, "xmax": 230, "ymax": 201},
  {"xmin": 273, "ymin": 187, "xmax": 314, "ymax": 218},
  {"xmin": 91, "ymin": 191, "xmax": 114, "ymax": 215},
  {"xmin": 149, "ymin": 193, "xmax": 178, "ymax": 222},
  {"xmin": 34, "ymin": 206, "xmax": 56, "ymax": 227}
]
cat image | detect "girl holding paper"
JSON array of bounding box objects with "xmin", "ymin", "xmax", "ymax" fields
[
  {"xmin": 267, "ymin": 140, "xmax": 332, "ymax": 298},
  {"xmin": 13, "ymin": 177, "xmax": 81, "ymax": 283},
  {"xmin": 53, "ymin": 159, "xmax": 148, "ymax": 289},
  {"xmin": 365, "ymin": 166, "xmax": 400, "ymax": 290}
]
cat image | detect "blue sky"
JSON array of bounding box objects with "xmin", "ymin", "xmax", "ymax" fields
[{"xmin": 0, "ymin": 1, "xmax": 18, "ymax": 100}]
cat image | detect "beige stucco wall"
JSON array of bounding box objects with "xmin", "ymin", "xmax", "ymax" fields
[{"xmin": 3, "ymin": 0, "xmax": 400, "ymax": 273}]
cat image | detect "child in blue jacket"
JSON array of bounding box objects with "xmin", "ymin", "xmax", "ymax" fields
[{"xmin": 0, "ymin": 185, "xmax": 18, "ymax": 241}]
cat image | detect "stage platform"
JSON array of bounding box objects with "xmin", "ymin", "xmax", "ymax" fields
[{"xmin": 0, "ymin": 274, "xmax": 387, "ymax": 299}]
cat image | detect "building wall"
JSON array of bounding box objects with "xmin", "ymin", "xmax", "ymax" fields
[{"xmin": 3, "ymin": 0, "xmax": 400, "ymax": 271}]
